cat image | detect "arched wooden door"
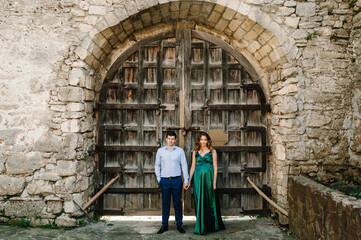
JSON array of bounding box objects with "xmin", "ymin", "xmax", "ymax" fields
[{"xmin": 95, "ymin": 30, "xmax": 271, "ymax": 216}]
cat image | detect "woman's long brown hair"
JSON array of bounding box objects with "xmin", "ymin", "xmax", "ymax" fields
[{"xmin": 193, "ymin": 132, "xmax": 213, "ymax": 152}]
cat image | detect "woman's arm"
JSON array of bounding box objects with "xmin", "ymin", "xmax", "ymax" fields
[
  {"xmin": 185, "ymin": 151, "xmax": 196, "ymax": 190},
  {"xmin": 212, "ymin": 149, "xmax": 218, "ymax": 190}
]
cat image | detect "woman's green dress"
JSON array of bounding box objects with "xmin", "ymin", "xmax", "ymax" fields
[{"xmin": 193, "ymin": 151, "xmax": 225, "ymax": 235}]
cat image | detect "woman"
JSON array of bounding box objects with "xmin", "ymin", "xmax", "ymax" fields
[{"xmin": 186, "ymin": 132, "xmax": 225, "ymax": 235}]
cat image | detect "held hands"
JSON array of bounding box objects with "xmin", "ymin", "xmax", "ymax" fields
[{"xmin": 183, "ymin": 183, "xmax": 190, "ymax": 190}]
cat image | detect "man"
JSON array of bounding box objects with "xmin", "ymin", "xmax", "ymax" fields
[{"xmin": 155, "ymin": 131, "xmax": 189, "ymax": 234}]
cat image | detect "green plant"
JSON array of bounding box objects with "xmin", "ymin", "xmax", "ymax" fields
[
  {"xmin": 352, "ymin": 58, "xmax": 356, "ymax": 63},
  {"xmin": 79, "ymin": 220, "xmax": 87, "ymax": 227},
  {"xmin": 34, "ymin": 214, "xmax": 42, "ymax": 220},
  {"xmin": 349, "ymin": 0, "xmax": 357, "ymax": 8},
  {"xmin": 330, "ymin": 34, "xmax": 337, "ymax": 40},
  {"xmin": 306, "ymin": 34, "xmax": 312, "ymax": 40},
  {"xmin": 41, "ymin": 223, "xmax": 59, "ymax": 229},
  {"xmin": 352, "ymin": 10, "xmax": 361, "ymax": 17},
  {"xmin": 271, "ymin": 212, "xmax": 279, "ymax": 220},
  {"xmin": 107, "ymin": 223, "xmax": 114, "ymax": 226},
  {"xmin": 321, "ymin": 179, "xmax": 361, "ymax": 199},
  {"xmin": 20, "ymin": 219, "xmax": 31, "ymax": 228},
  {"xmin": 342, "ymin": 19, "xmax": 348, "ymax": 24}
]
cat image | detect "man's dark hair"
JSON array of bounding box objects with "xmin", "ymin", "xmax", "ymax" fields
[{"xmin": 166, "ymin": 131, "xmax": 177, "ymax": 139}]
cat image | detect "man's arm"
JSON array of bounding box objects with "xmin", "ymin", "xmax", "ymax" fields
[
  {"xmin": 180, "ymin": 149, "xmax": 189, "ymax": 184},
  {"xmin": 155, "ymin": 149, "xmax": 161, "ymax": 183}
]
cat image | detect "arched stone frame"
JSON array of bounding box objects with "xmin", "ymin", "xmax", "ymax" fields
[
  {"xmin": 50, "ymin": 1, "xmax": 298, "ymax": 216},
  {"xmin": 96, "ymin": 27, "xmax": 275, "ymax": 215}
]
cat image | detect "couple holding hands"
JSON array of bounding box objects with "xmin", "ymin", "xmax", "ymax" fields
[{"xmin": 155, "ymin": 131, "xmax": 225, "ymax": 235}]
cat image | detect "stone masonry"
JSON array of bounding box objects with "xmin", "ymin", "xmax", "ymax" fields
[
  {"xmin": 288, "ymin": 176, "xmax": 361, "ymax": 240},
  {"xmin": 0, "ymin": 0, "xmax": 360, "ymax": 226}
]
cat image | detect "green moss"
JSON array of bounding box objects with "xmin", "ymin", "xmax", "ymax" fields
[
  {"xmin": 79, "ymin": 220, "xmax": 87, "ymax": 227},
  {"xmin": 20, "ymin": 219, "xmax": 31, "ymax": 228}
]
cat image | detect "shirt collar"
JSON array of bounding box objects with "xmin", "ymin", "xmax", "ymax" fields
[{"xmin": 165, "ymin": 145, "xmax": 177, "ymax": 151}]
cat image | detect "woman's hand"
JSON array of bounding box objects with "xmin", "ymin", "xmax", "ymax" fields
[{"xmin": 213, "ymin": 183, "xmax": 216, "ymax": 190}]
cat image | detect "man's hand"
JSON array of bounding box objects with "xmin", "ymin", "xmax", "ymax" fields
[{"xmin": 183, "ymin": 183, "xmax": 189, "ymax": 190}]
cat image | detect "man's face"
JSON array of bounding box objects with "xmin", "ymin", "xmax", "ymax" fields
[{"xmin": 166, "ymin": 136, "xmax": 176, "ymax": 147}]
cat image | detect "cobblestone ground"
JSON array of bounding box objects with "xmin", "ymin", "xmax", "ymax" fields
[{"xmin": 0, "ymin": 216, "xmax": 298, "ymax": 240}]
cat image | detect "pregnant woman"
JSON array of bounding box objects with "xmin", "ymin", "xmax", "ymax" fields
[{"xmin": 186, "ymin": 132, "xmax": 225, "ymax": 235}]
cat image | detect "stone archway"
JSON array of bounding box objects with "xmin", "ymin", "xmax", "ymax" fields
[
  {"xmin": 50, "ymin": 0, "xmax": 295, "ymax": 221},
  {"xmin": 95, "ymin": 28, "xmax": 273, "ymax": 215}
]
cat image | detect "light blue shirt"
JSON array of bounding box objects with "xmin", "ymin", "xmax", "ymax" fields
[{"xmin": 155, "ymin": 145, "xmax": 189, "ymax": 183}]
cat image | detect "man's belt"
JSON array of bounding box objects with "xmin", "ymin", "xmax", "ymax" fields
[{"xmin": 161, "ymin": 176, "xmax": 181, "ymax": 180}]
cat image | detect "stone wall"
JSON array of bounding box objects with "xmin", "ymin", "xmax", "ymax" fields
[
  {"xmin": 288, "ymin": 175, "xmax": 361, "ymax": 240},
  {"xmin": 0, "ymin": 0, "xmax": 360, "ymax": 225},
  {"xmin": 346, "ymin": 1, "xmax": 361, "ymax": 184}
]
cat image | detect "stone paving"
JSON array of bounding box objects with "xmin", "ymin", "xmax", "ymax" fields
[{"xmin": 0, "ymin": 216, "xmax": 298, "ymax": 240}]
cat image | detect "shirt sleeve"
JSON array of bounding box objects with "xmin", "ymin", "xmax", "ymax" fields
[
  {"xmin": 180, "ymin": 149, "xmax": 189, "ymax": 183},
  {"xmin": 155, "ymin": 148, "xmax": 161, "ymax": 183}
]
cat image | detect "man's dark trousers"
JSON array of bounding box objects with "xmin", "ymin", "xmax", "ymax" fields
[{"xmin": 160, "ymin": 176, "xmax": 183, "ymax": 227}]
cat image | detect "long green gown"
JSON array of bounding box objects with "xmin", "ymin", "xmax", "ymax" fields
[{"xmin": 193, "ymin": 151, "xmax": 225, "ymax": 235}]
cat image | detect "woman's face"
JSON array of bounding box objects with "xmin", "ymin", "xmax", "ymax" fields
[{"xmin": 199, "ymin": 135, "xmax": 208, "ymax": 147}]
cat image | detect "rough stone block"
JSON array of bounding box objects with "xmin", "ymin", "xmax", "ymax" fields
[
  {"xmin": 26, "ymin": 180, "xmax": 53, "ymax": 195},
  {"xmin": 258, "ymin": 44, "xmax": 272, "ymax": 57},
  {"xmin": 0, "ymin": 176, "xmax": 25, "ymax": 196},
  {"xmin": 50, "ymin": 105, "xmax": 66, "ymax": 112},
  {"xmin": 278, "ymin": 7, "xmax": 295, "ymax": 16},
  {"xmin": 33, "ymin": 132, "xmax": 61, "ymax": 152},
  {"xmin": 291, "ymin": 29, "xmax": 307, "ymax": 40},
  {"xmin": 74, "ymin": 46, "xmax": 88, "ymax": 60},
  {"xmin": 55, "ymin": 150, "xmax": 77, "ymax": 160},
  {"xmin": 67, "ymin": 103, "xmax": 84, "ymax": 112},
  {"xmin": 296, "ymin": 2, "xmax": 316, "ymax": 17},
  {"xmin": 46, "ymin": 201, "xmax": 63, "ymax": 215},
  {"xmin": 55, "ymin": 213, "xmax": 77, "ymax": 227},
  {"xmin": 306, "ymin": 112, "xmax": 331, "ymax": 127},
  {"xmin": 61, "ymin": 119, "xmax": 81, "ymax": 133},
  {"xmin": 71, "ymin": 8, "xmax": 85, "ymax": 17},
  {"xmin": 62, "ymin": 111, "xmax": 84, "ymax": 119},
  {"xmin": 84, "ymin": 89, "xmax": 95, "ymax": 101},
  {"xmin": 69, "ymin": 68, "xmax": 86, "ymax": 86},
  {"xmin": 215, "ymin": 19, "xmax": 229, "ymax": 32},
  {"xmin": 285, "ymin": 17, "xmax": 300, "ymax": 28},
  {"xmin": 58, "ymin": 87, "xmax": 83, "ymax": 102},
  {"xmin": 63, "ymin": 134, "xmax": 79, "ymax": 148},
  {"xmin": 233, "ymin": 28, "xmax": 246, "ymax": 40},
  {"xmin": 244, "ymin": 30, "xmax": 258, "ymax": 42},
  {"xmin": 277, "ymin": 96, "xmax": 298, "ymax": 114},
  {"xmin": 274, "ymin": 144, "xmax": 286, "ymax": 161},
  {"xmin": 241, "ymin": 18, "xmax": 256, "ymax": 31},
  {"xmin": 6, "ymin": 152, "xmax": 44, "ymax": 175},
  {"xmin": 89, "ymin": 5, "xmax": 107, "ymax": 15},
  {"xmin": 260, "ymin": 57, "xmax": 271, "ymax": 67},
  {"xmin": 0, "ymin": 129, "xmax": 21, "ymax": 145},
  {"xmin": 247, "ymin": 41, "xmax": 261, "ymax": 54},
  {"xmin": 56, "ymin": 161, "xmax": 77, "ymax": 176},
  {"xmin": 4, "ymin": 200, "xmax": 46, "ymax": 217},
  {"xmin": 34, "ymin": 172, "xmax": 62, "ymax": 182}
]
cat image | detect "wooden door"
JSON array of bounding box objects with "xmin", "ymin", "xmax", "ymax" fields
[
  {"xmin": 96, "ymin": 30, "xmax": 271, "ymax": 216},
  {"xmin": 182, "ymin": 31, "xmax": 271, "ymax": 215}
]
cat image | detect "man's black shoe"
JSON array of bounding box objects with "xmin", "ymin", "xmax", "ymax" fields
[
  {"xmin": 157, "ymin": 225, "xmax": 168, "ymax": 234},
  {"xmin": 177, "ymin": 225, "xmax": 186, "ymax": 234}
]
